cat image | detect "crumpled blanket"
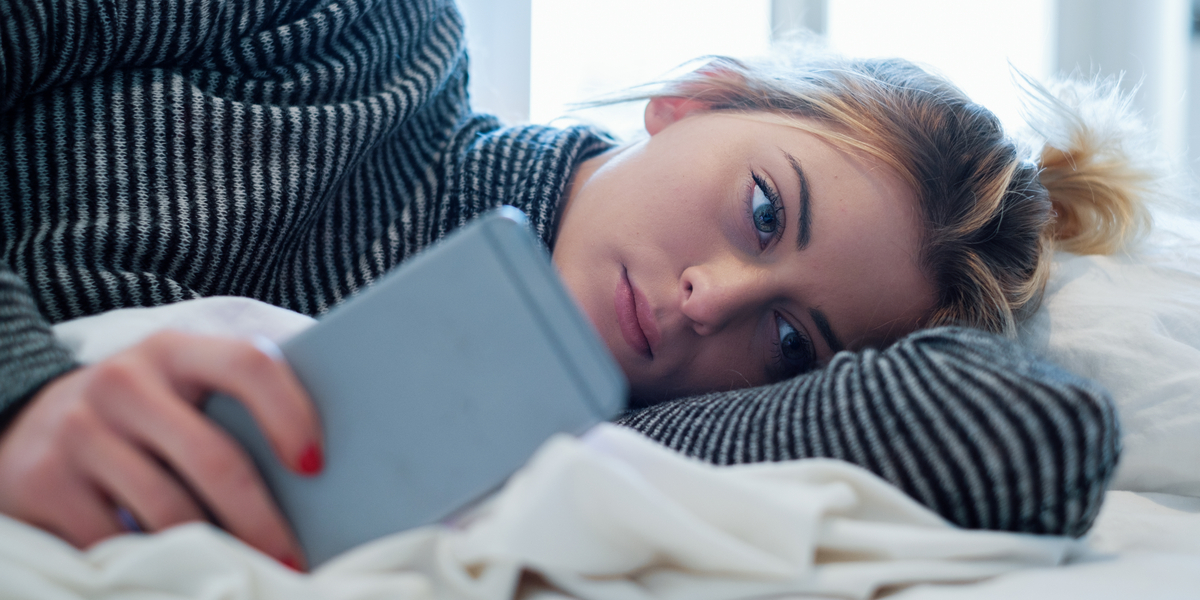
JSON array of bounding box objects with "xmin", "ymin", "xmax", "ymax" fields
[
  {"xmin": 0, "ymin": 297, "xmax": 1079, "ymax": 599},
  {"xmin": 0, "ymin": 425, "xmax": 1076, "ymax": 600}
]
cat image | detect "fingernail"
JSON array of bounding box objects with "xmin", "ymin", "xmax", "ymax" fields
[
  {"xmin": 279, "ymin": 554, "xmax": 303, "ymax": 572},
  {"xmin": 298, "ymin": 443, "xmax": 323, "ymax": 475},
  {"xmin": 115, "ymin": 507, "xmax": 143, "ymax": 533},
  {"xmin": 251, "ymin": 335, "xmax": 285, "ymax": 362}
]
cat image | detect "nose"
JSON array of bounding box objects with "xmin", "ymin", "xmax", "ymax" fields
[{"xmin": 679, "ymin": 260, "xmax": 772, "ymax": 336}]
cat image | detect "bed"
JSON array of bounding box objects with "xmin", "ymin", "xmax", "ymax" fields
[{"xmin": 2, "ymin": 204, "xmax": 1198, "ymax": 599}]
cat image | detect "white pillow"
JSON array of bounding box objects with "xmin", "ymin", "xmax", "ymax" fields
[
  {"xmin": 53, "ymin": 296, "xmax": 316, "ymax": 365},
  {"xmin": 1018, "ymin": 209, "xmax": 1200, "ymax": 496}
]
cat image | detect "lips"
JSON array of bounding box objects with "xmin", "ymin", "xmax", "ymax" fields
[{"xmin": 615, "ymin": 268, "xmax": 660, "ymax": 358}]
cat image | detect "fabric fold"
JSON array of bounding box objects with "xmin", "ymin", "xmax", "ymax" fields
[{"xmin": 0, "ymin": 423, "xmax": 1078, "ymax": 600}]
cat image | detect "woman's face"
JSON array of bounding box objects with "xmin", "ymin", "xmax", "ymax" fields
[{"xmin": 553, "ymin": 98, "xmax": 935, "ymax": 403}]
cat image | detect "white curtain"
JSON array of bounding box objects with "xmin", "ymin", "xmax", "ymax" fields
[
  {"xmin": 461, "ymin": 0, "xmax": 1197, "ymax": 174},
  {"xmin": 1056, "ymin": 0, "xmax": 1191, "ymax": 167},
  {"xmin": 459, "ymin": 0, "xmax": 532, "ymax": 124}
]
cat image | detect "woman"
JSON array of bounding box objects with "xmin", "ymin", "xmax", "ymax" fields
[{"xmin": 0, "ymin": 0, "xmax": 1147, "ymax": 568}]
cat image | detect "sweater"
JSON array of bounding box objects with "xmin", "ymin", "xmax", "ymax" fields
[
  {"xmin": 0, "ymin": 0, "xmax": 609, "ymax": 404},
  {"xmin": 1, "ymin": 0, "xmax": 1119, "ymax": 537}
]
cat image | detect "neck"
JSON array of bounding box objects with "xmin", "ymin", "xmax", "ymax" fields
[{"xmin": 556, "ymin": 143, "xmax": 628, "ymax": 242}]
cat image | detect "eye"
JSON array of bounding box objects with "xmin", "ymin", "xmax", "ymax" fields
[
  {"xmin": 773, "ymin": 312, "xmax": 814, "ymax": 375},
  {"xmin": 748, "ymin": 173, "xmax": 784, "ymax": 249}
]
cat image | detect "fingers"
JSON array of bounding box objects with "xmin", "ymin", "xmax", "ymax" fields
[
  {"xmin": 0, "ymin": 373, "xmax": 122, "ymax": 547},
  {"xmin": 145, "ymin": 331, "xmax": 322, "ymax": 475},
  {"xmin": 39, "ymin": 482, "xmax": 123, "ymax": 548},
  {"xmin": 96, "ymin": 382, "xmax": 302, "ymax": 563},
  {"xmin": 73, "ymin": 422, "xmax": 206, "ymax": 532},
  {"xmin": 0, "ymin": 330, "xmax": 319, "ymax": 569},
  {"xmin": 90, "ymin": 332, "xmax": 314, "ymax": 564}
]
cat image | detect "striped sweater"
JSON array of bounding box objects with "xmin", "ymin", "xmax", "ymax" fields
[{"xmin": 1, "ymin": 0, "xmax": 1118, "ymax": 537}]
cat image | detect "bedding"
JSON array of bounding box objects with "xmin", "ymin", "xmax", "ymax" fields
[
  {"xmin": 0, "ymin": 425, "xmax": 1197, "ymax": 600},
  {"xmin": 8, "ymin": 204, "xmax": 1200, "ymax": 599},
  {"xmin": 0, "ymin": 424, "xmax": 1085, "ymax": 600},
  {"xmin": 892, "ymin": 491, "xmax": 1200, "ymax": 599},
  {"xmin": 1017, "ymin": 207, "xmax": 1200, "ymax": 495}
]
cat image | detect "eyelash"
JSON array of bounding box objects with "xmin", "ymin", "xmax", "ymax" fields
[
  {"xmin": 747, "ymin": 172, "xmax": 785, "ymax": 250},
  {"xmin": 771, "ymin": 312, "xmax": 815, "ymax": 378},
  {"xmin": 743, "ymin": 173, "xmax": 813, "ymax": 378}
]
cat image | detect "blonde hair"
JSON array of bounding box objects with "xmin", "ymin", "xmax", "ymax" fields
[{"xmin": 613, "ymin": 53, "xmax": 1157, "ymax": 336}]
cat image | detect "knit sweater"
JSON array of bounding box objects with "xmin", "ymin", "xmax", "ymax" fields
[
  {"xmin": 0, "ymin": 0, "xmax": 608, "ymax": 403},
  {"xmin": 1, "ymin": 0, "xmax": 1118, "ymax": 537}
]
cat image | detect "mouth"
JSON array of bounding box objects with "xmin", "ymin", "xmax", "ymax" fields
[{"xmin": 615, "ymin": 267, "xmax": 659, "ymax": 359}]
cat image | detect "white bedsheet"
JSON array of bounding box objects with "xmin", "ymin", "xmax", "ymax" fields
[
  {"xmin": 8, "ymin": 296, "xmax": 1194, "ymax": 599},
  {"xmin": 0, "ymin": 423, "xmax": 1082, "ymax": 600},
  {"xmin": 3, "ymin": 426, "xmax": 1198, "ymax": 599},
  {"xmin": 893, "ymin": 491, "xmax": 1200, "ymax": 599}
]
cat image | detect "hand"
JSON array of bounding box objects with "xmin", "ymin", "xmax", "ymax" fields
[{"xmin": 0, "ymin": 331, "xmax": 321, "ymax": 569}]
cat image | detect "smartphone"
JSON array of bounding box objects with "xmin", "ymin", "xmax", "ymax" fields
[{"xmin": 205, "ymin": 207, "xmax": 627, "ymax": 566}]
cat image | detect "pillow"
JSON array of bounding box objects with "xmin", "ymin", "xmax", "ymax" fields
[
  {"xmin": 1018, "ymin": 209, "xmax": 1200, "ymax": 496},
  {"xmin": 53, "ymin": 296, "xmax": 316, "ymax": 365}
]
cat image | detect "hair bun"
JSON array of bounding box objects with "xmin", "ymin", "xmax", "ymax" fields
[{"xmin": 1021, "ymin": 75, "xmax": 1157, "ymax": 255}]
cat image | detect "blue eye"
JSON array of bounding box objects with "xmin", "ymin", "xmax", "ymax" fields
[
  {"xmin": 775, "ymin": 313, "xmax": 814, "ymax": 371},
  {"xmin": 749, "ymin": 174, "xmax": 783, "ymax": 249},
  {"xmin": 753, "ymin": 186, "xmax": 776, "ymax": 229}
]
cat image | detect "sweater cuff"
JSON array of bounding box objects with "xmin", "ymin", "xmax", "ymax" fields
[{"xmin": 0, "ymin": 270, "xmax": 79, "ymax": 426}]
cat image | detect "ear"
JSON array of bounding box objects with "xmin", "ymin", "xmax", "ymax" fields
[{"xmin": 644, "ymin": 96, "xmax": 711, "ymax": 136}]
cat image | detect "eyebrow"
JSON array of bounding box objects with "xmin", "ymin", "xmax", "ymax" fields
[
  {"xmin": 782, "ymin": 152, "xmax": 841, "ymax": 354},
  {"xmin": 809, "ymin": 308, "xmax": 845, "ymax": 354},
  {"xmin": 784, "ymin": 152, "xmax": 812, "ymax": 250}
]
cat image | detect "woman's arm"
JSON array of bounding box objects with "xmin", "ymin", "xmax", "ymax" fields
[
  {"xmin": 4, "ymin": 0, "xmax": 134, "ymax": 113},
  {"xmin": 616, "ymin": 326, "xmax": 1119, "ymax": 538},
  {"xmin": 0, "ymin": 260, "xmax": 323, "ymax": 565},
  {"xmin": 0, "ymin": 0, "xmax": 321, "ymax": 114}
]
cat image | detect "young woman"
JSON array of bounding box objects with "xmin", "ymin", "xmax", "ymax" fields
[{"xmin": 0, "ymin": 0, "xmax": 1147, "ymax": 569}]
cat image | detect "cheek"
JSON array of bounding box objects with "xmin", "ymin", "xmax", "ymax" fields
[
  {"xmin": 647, "ymin": 189, "xmax": 741, "ymax": 264},
  {"xmin": 551, "ymin": 242, "xmax": 614, "ymax": 350},
  {"xmin": 684, "ymin": 331, "xmax": 772, "ymax": 392}
]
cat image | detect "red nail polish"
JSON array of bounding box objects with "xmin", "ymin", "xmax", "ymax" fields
[
  {"xmin": 298, "ymin": 443, "xmax": 323, "ymax": 475},
  {"xmin": 279, "ymin": 554, "xmax": 302, "ymax": 571}
]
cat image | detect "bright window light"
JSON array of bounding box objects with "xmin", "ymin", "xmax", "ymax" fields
[
  {"xmin": 530, "ymin": 0, "xmax": 772, "ymax": 138},
  {"xmin": 528, "ymin": 0, "xmax": 1053, "ymax": 136},
  {"xmin": 826, "ymin": 0, "xmax": 1055, "ymax": 130}
]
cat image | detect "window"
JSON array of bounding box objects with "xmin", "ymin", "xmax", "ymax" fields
[
  {"xmin": 826, "ymin": 0, "xmax": 1054, "ymax": 131},
  {"xmin": 520, "ymin": 0, "xmax": 1053, "ymax": 137},
  {"xmin": 464, "ymin": 0, "xmax": 1194, "ymax": 173},
  {"xmin": 530, "ymin": 0, "xmax": 771, "ymax": 138}
]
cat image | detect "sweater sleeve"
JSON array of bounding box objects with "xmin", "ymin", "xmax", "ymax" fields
[
  {"xmin": 615, "ymin": 326, "xmax": 1120, "ymax": 538},
  {"xmin": 0, "ymin": 0, "xmax": 313, "ymax": 114},
  {"xmin": 0, "ymin": 261, "xmax": 78, "ymax": 423},
  {"xmin": 3, "ymin": 0, "xmax": 124, "ymax": 113}
]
